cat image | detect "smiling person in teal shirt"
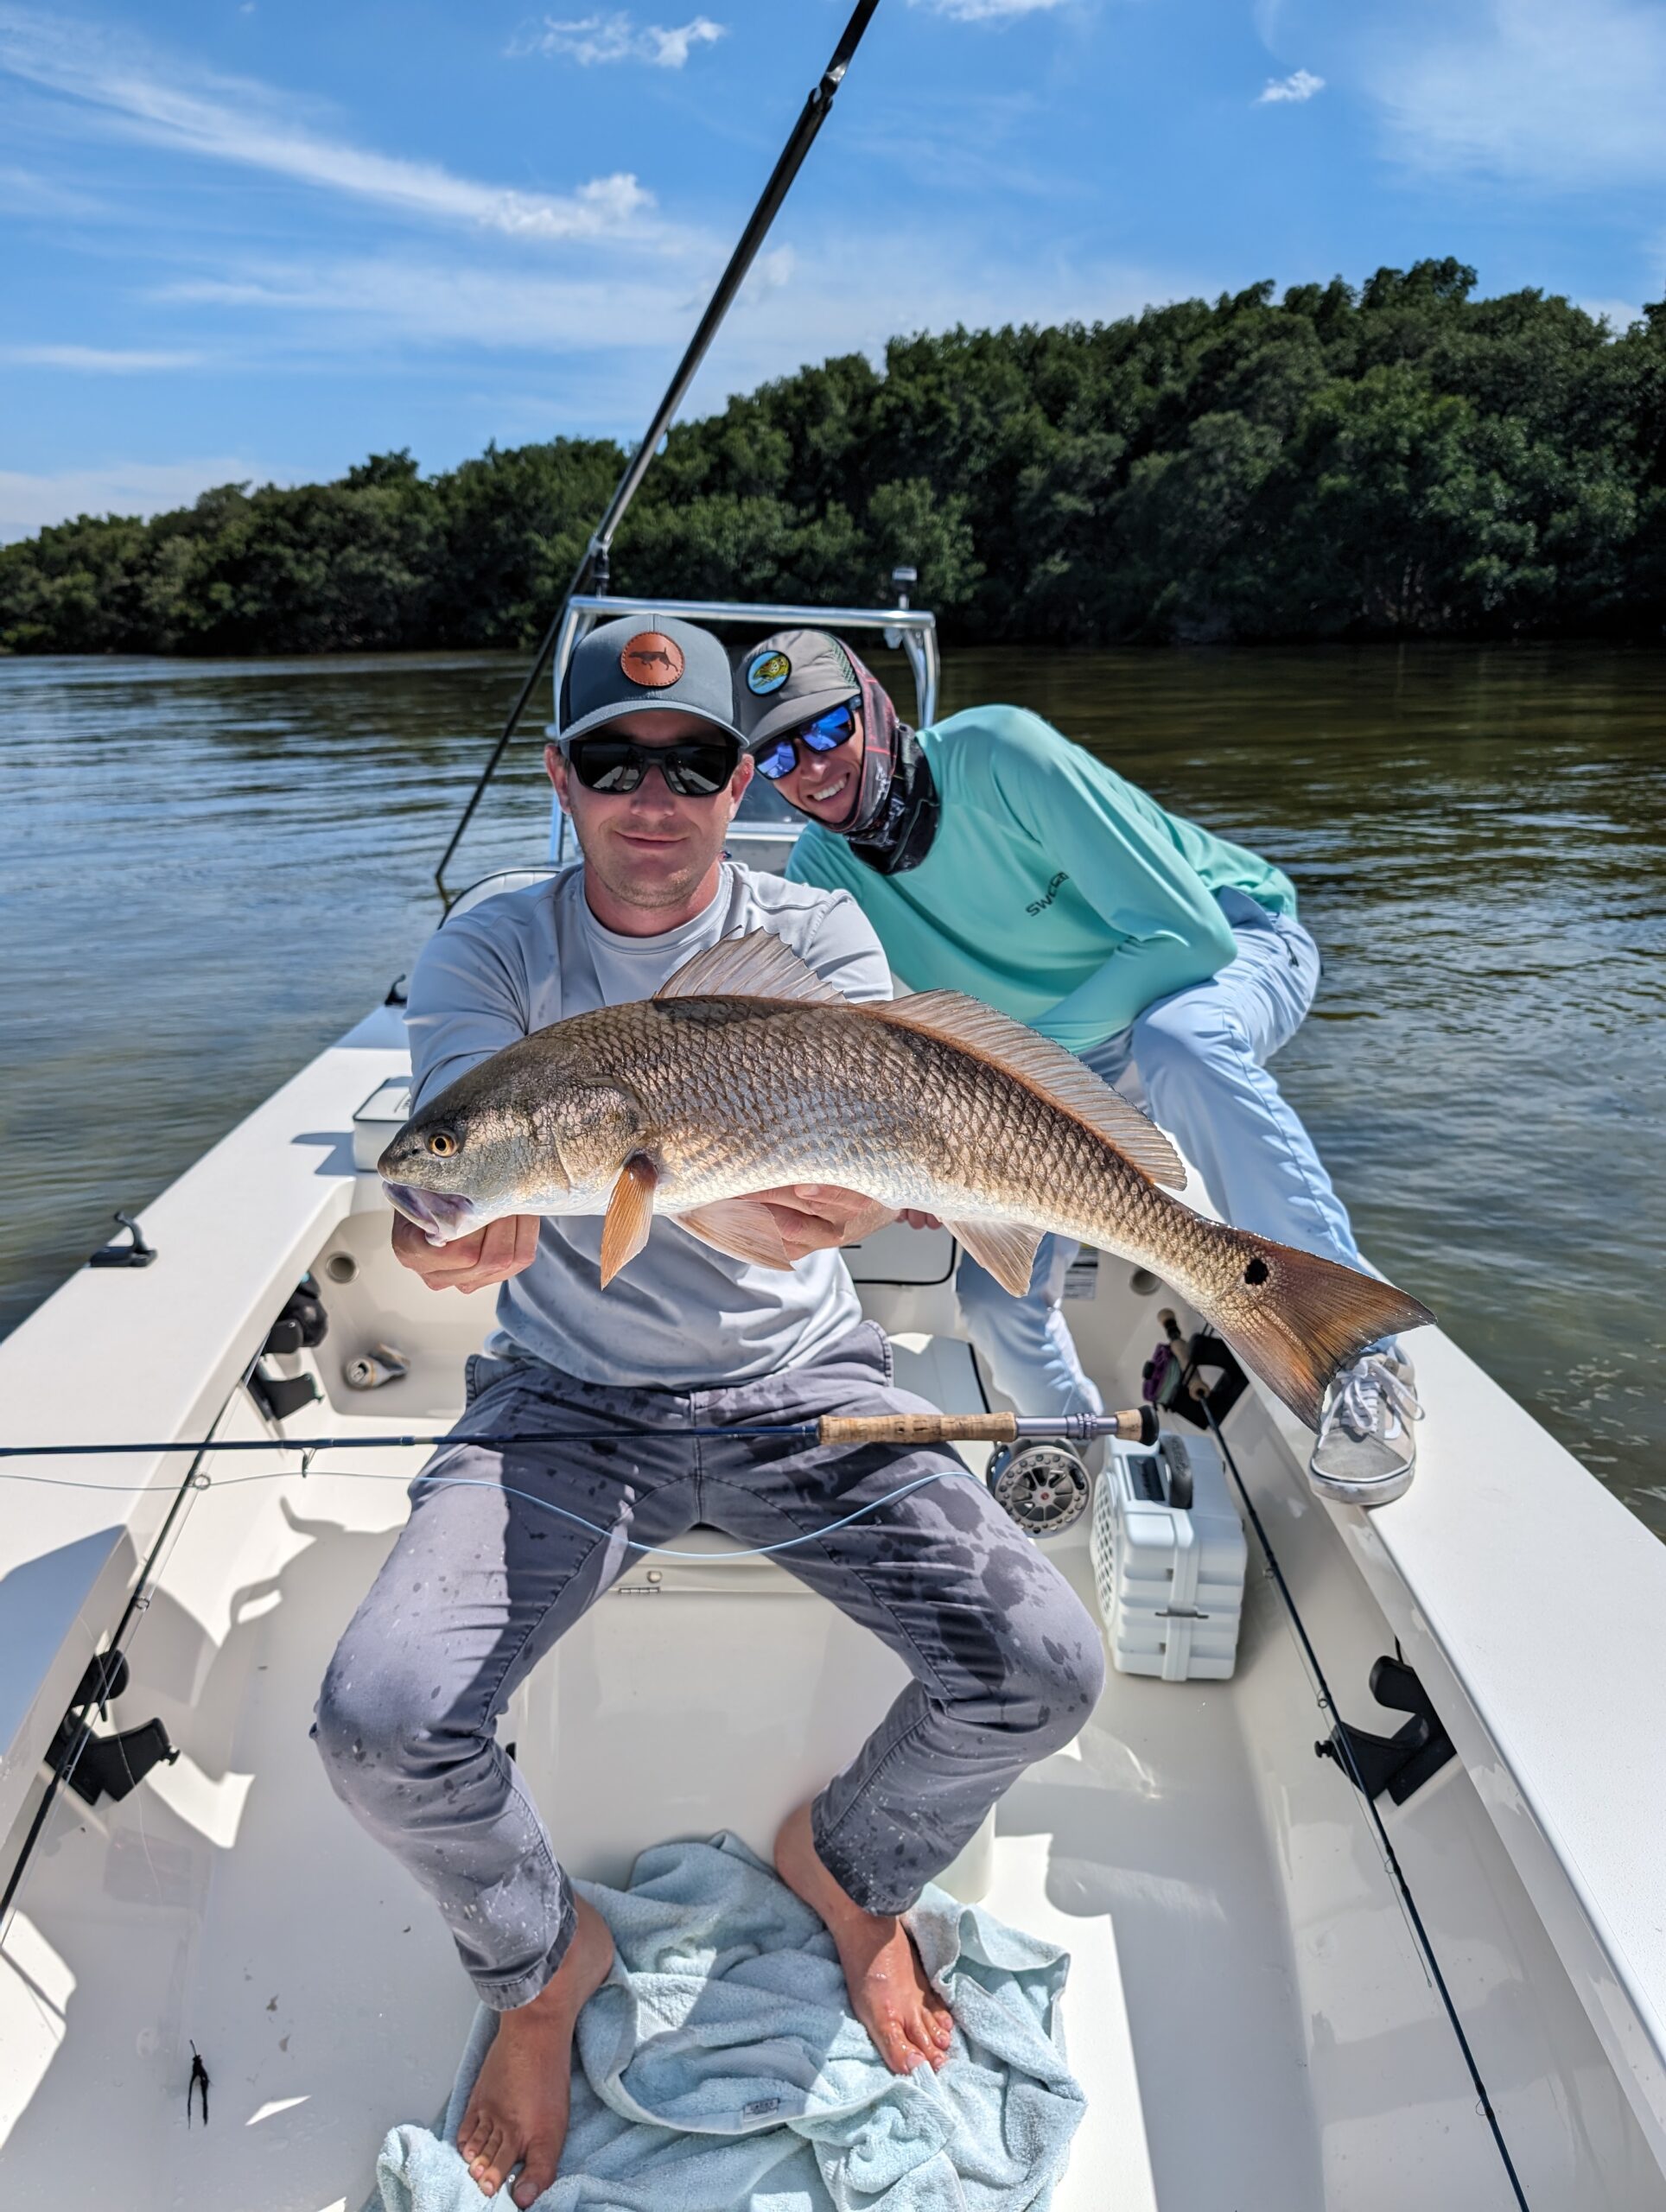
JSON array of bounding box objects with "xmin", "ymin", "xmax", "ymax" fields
[{"xmin": 734, "ymin": 629, "xmax": 1421, "ymax": 1507}]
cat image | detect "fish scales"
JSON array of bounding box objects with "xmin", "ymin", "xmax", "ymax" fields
[
  {"xmin": 565, "ymin": 999, "xmax": 1176, "ymax": 1262},
  {"xmin": 613, "ymin": 1001, "xmax": 932, "ymax": 1206}
]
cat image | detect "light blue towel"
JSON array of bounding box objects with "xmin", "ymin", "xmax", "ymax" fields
[{"xmin": 375, "ymin": 1832, "xmax": 1084, "ymax": 2212}]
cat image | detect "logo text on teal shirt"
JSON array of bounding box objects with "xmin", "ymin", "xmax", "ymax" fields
[{"xmin": 1026, "ymin": 870, "xmax": 1068, "ymax": 917}]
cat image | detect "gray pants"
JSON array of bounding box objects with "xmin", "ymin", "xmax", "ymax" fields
[{"xmin": 313, "ymin": 1323, "xmax": 1104, "ymax": 2011}]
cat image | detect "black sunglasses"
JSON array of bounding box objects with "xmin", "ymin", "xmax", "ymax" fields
[
  {"xmin": 753, "ymin": 702, "xmax": 859, "ymax": 783},
  {"xmin": 565, "ymin": 731, "xmax": 741, "ymax": 798}
]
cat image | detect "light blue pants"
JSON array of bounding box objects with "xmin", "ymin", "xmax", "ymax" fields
[{"xmin": 956, "ymin": 888, "xmax": 1372, "ymax": 1418}]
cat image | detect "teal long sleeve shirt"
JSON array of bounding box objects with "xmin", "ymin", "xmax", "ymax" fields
[{"xmin": 785, "ymin": 706, "xmax": 1297, "ymax": 1055}]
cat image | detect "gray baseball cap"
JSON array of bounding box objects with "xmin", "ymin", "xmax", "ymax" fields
[
  {"xmin": 733, "ymin": 630, "xmax": 862, "ymax": 753},
  {"xmin": 559, "ymin": 613, "xmax": 746, "ymax": 747}
]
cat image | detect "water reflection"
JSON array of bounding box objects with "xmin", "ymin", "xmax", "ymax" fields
[{"xmin": 2, "ymin": 644, "xmax": 1661, "ymax": 1535}]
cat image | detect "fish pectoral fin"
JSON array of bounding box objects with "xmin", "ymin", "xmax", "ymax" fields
[
  {"xmin": 600, "ymin": 1155, "xmax": 658, "ymax": 1287},
  {"xmin": 671, "ymin": 1198, "xmax": 795, "ymax": 1272},
  {"xmin": 942, "ymin": 1217, "xmax": 1046, "ymax": 1299},
  {"xmin": 654, "ymin": 929, "xmax": 848, "ymax": 1005},
  {"xmin": 879, "ymin": 991, "xmax": 1186, "ymax": 1192}
]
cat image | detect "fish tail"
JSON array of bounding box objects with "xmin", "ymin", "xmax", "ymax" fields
[{"xmin": 1208, "ymin": 1233, "xmax": 1434, "ymax": 1431}]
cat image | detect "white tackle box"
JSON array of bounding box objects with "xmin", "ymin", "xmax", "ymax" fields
[{"xmin": 1091, "ymin": 1428, "xmax": 1248, "ymax": 1681}]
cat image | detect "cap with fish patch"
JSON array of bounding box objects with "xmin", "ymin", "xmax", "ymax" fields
[
  {"xmin": 559, "ymin": 613, "xmax": 746, "ymax": 747},
  {"xmin": 732, "ymin": 629, "xmax": 862, "ymax": 754}
]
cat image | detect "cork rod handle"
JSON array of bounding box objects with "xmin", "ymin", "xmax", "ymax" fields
[{"xmin": 817, "ymin": 1414, "xmax": 1019, "ymax": 1446}]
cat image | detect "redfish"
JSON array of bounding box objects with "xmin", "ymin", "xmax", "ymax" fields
[{"xmin": 379, "ymin": 931, "xmax": 1430, "ymax": 1427}]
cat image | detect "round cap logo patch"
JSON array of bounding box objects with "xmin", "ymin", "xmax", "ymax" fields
[
  {"xmin": 620, "ymin": 631, "xmax": 684, "ymax": 689},
  {"xmin": 746, "ymin": 649, "xmax": 792, "ymax": 696}
]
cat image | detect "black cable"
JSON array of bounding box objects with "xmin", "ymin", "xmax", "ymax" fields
[
  {"xmin": 1200, "ymin": 1397, "xmax": 1530, "ymax": 2210},
  {"xmin": 433, "ymin": 0, "xmax": 885, "ymax": 906}
]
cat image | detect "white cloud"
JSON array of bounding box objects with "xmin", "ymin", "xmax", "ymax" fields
[
  {"xmin": 0, "ymin": 343, "xmax": 203, "ymax": 370},
  {"xmin": 157, "ymin": 259, "xmax": 686, "ymax": 356},
  {"xmin": 743, "ymin": 245, "xmax": 796, "ymax": 300},
  {"xmin": 507, "ymin": 12, "xmax": 725, "ymax": 67},
  {"xmin": 645, "ymin": 16, "xmax": 723, "ymax": 67},
  {"xmin": 1257, "ymin": 67, "xmax": 1323, "ymax": 104},
  {"xmin": 0, "ymin": 6, "xmax": 653, "ymax": 240},
  {"xmin": 0, "ymin": 161, "xmax": 105, "ymax": 215},
  {"xmin": 0, "ymin": 457, "xmax": 277, "ymax": 541},
  {"xmin": 152, "ymin": 232, "xmax": 1195, "ymax": 401},
  {"xmin": 910, "ymin": 0, "xmax": 1069, "ymax": 21},
  {"xmin": 1365, "ymin": 0, "xmax": 1666, "ymax": 186},
  {"xmin": 1576, "ymin": 296, "xmax": 1645, "ymax": 333}
]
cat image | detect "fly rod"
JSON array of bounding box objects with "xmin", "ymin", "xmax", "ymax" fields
[
  {"xmin": 0, "ymin": 1407, "xmax": 1158, "ymax": 1465},
  {"xmin": 434, "ymin": 0, "xmax": 886, "ymax": 906}
]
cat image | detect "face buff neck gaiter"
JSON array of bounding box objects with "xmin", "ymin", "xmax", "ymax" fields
[{"xmin": 838, "ymin": 651, "xmax": 940, "ymax": 877}]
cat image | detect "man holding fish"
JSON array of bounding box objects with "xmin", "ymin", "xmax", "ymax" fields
[
  {"xmin": 313, "ymin": 615, "xmax": 1116, "ymax": 2207},
  {"xmin": 734, "ymin": 628, "xmax": 1424, "ymax": 1508}
]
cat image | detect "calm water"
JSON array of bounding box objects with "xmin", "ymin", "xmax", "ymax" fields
[{"xmin": 3, "ymin": 645, "xmax": 1663, "ymax": 1536}]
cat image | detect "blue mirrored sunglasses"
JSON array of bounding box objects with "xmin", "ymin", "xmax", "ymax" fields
[{"xmin": 753, "ymin": 702, "xmax": 859, "ymax": 782}]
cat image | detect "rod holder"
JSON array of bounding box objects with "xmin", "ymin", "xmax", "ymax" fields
[{"xmin": 88, "ymin": 1211, "xmax": 157, "ymax": 1269}]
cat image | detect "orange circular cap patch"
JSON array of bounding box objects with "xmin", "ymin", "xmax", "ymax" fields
[{"xmin": 620, "ymin": 631, "xmax": 684, "ymax": 689}]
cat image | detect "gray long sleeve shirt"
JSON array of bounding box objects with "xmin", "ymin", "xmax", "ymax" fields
[{"xmin": 404, "ymin": 862, "xmax": 893, "ymax": 1389}]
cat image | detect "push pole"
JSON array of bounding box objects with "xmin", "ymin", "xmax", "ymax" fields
[{"xmin": 434, "ymin": 0, "xmax": 886, "ymax": 906}]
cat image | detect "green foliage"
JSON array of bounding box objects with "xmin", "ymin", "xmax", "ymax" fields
[{"xmin": 6, "ymin": 260, "xmax": 1666, "ymax": 652}]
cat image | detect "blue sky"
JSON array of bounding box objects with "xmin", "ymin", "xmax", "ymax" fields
[{"xmin": 3, "ymin": 0, "xmax": 1664, "ymax": 539}]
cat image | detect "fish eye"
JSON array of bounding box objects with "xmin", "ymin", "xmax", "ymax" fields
[{"xmin": 427, "ymin": 1129, "xmax": 460, "ymax": 1159}]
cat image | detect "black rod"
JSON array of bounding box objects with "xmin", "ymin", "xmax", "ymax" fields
[
  {"xmin": 434, "ymin": 0, "xmax": 884, "ymax": 906},
  {"xmin": 0, "ymin": 1426, "xmax": 819, "ymax": 1462}
]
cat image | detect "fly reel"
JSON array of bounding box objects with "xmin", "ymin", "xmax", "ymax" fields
[{"xmin": 986, "ymin": 1440, "xmax": 1092, "ymax": 1535}]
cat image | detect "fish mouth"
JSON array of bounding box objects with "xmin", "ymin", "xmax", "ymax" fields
[{"xmin": 381, "ymin": 1181, "xmax": 479, "ymax": 1241}]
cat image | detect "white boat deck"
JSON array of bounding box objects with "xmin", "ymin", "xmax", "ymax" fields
[
  {"xmin": 0, "ymin": 1380, "xmax": 1580, "ymax": 2212},
  {"xmin": 4, "ymin": 994, "xmax": 1666, "ymax": 2208},
  {"xmin": 0, "ymin": 1421, "xmax": 1359, "ymax": 2212}
]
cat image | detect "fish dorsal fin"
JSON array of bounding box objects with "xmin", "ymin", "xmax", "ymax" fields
[
  {"xmin": 877, "ymin": 991, "xmax": 1186, "ymax": 1191},
  {"xmin": 942, "ymin": 1217, "xmax": 1045, "ymax": 1298},
  {"xmin": 654, "ymin": 929, "xmax": 846, "ymax": 1005}
]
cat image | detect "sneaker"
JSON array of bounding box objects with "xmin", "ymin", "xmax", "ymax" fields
[{"xmin": 1308, "ymin": 1351, "xmax": 1422, "ymax": 1508}]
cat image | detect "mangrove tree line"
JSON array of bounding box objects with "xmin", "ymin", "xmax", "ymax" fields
[{"xmin": 5, "ymin": 258, "xmax": 1666, "ymax": 653}]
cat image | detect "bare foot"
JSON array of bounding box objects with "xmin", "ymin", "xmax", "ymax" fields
[
  {"xmin": 774, "ymin": 1802, "xmax": 953, "ymax": 2076},
  {"xmin": 457, "ymin": 1894, "xmax": 614, "ymax": 2206}
]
